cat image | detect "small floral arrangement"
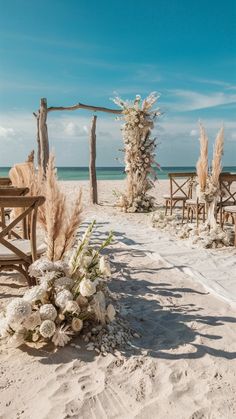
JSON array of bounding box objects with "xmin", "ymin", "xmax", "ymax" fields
[
  {"xmin": 0, "ymin": 221, "xmax": 116, "ymax": 348},
  {"xmin": 113, "ymin": 92, "xmax": 161, "ymax": 213}
]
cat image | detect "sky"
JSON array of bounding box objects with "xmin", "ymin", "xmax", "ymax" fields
[{"xmin": 0, "ymin": 0, "xmax": 236, "ymax": 167}]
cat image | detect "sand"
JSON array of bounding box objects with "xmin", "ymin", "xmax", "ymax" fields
[{"xmin": 1, "ymin": 179, "xmax": 236, "ymax": 419}]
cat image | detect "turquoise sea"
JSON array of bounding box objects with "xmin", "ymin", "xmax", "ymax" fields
[{"xmin": 1, "ymin": 166, "xmax": 236, "ymax": 180}]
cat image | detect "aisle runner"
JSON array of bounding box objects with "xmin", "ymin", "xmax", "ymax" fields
[{"xmin": 87, "ymin": 214, "xmax": 236, "ymax": 304}]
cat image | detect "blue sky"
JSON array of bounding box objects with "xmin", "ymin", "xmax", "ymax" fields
[{"xmin": 0, "ymin": 0, "xmax": 235, "ymax": 166}]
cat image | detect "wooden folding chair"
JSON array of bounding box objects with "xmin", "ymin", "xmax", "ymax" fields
[
  {"xmin": 0, "ymin": 195, "xmax": 45, "ymax": 286},
  {"xmin": 222, "ymin": 206, "xmax": 236, "ymax": 246},
  {"xmin": 0, "ymin": 187, "xmax": 29, "ymax": 232},
  {"xmin": 163, "ymin": 172, "xmax": 196, "ymax": 220},
  {"xmin": 218, "ymin": 174, "xmax": 236, "ymax": 226},
  {"xmin": 0, "ymin": 177, "xmax": 12, "ymax": 186}
]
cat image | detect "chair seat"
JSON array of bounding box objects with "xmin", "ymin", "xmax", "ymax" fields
[
  {"xmin": 186, "ymin": 199, "xmax": 205, "ymax": 205},
  {"xmin": 223, "ymin": 206, "xmax": 236, "ymax": 214},
  {"xmin": 0, "ymin": 239, "xmax": 46, "ymax": 260},
  {"xmin": 219, "ymin": 200, "xmax": 235, "ymax": 207},
  {"xmin": 163, "ymin": 195, "xmax": 188, "ymax": 200}
]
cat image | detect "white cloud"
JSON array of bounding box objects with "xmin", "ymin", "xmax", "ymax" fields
[
  {"xmin": 0, "ymin": 126, "xmax": 15, "ymax": 139},
  {"xmin": 0, "ymin": 111, "xmax": 235, "ymax": 167},
  {"xmin": 167, "ymin": 89, "xmax": 236, "ymax": 111},
  {"xmin": 190, "ymin": 129, "xmax": 198, "ymax": 137}
]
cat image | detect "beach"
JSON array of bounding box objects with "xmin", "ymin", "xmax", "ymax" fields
[{"xmin": 1, "ymin": 179, "xmax": 236, "ymax": 419}]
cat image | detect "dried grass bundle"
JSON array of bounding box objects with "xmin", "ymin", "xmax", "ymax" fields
[
  {"xmin": 211, "ymin": 126, "xmax": 224, "ymax": 186},
  {"xmin": 196, "ymin": 123, "xmax": 208, "ymax": 191},
  {"xmin": 40, "ymin": 154, "xmax": 83, "ymax": 261}
]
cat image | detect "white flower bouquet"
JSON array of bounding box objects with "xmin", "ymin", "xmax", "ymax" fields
[{"xmin": 0, "ymin": 221, "xmax": 116, "ymax": 348}]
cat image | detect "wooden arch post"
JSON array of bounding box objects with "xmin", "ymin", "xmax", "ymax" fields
[
  {"xmin": 89, "ymin": 115, "xmax": 98, "ymax": 204},
  {"xmin": 34, "ymin": 98, "xmax": 122, "ymax": 203}
]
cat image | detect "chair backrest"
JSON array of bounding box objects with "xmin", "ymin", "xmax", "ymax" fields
[
  {"xmin": 168, "ymin": 172, "xmax": 196, "ymax": 199},
  {"xmin": 219, "ymin": 174, "xmax": 236, "ymax": 205},
  {"xmin": 0, "ymin": 195, "xmax": 45, "ymax": 263},
  {"xmin": 0, "ymin": 187, "xmax": 30, "ymax": 237},
  {"xmin": 0, "ymin": 177, "xmax": 12, "ymax": 186}
]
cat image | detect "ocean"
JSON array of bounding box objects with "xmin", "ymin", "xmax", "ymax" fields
[{"xmin": 1, "ymin": 166, "xmax": 236, "ymax": 180}]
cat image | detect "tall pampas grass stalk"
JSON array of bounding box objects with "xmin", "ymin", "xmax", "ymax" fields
[
  {"xmin": 211, "ymin": 126, "xmax": 224, "ymax": 187},
  {"xmin": 196, "ymin": 123, "xmax": 208, "ymax": 191},
  {"xmin": 40, "ymin": 154, "xmax": 83, "ymax": 261}
]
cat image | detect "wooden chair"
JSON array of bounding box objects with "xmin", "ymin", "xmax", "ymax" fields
[
  {"xmin": 0, "ymin": 195, "xmax": 45, "ymax": 286},
  {"xmin": 0, "ymin": 187, "xmax": 29, "ymax": 231},
  {"xmin": 218, "ymin": 174, "xmax": 236, "ymax": 226},
  {"xmin": 163, "ymin": 172, "xmax": 196, "ymax": 220},
  {"xmin": 0, "ymin": 177, "xmax": 12, "ymax": 186},
  {"xmin": 222, "ymin": 206, "xmax": 236, "ymax": 246},
  {"xmin": 185, "ymin": 198, "xmax": 206, "ymax": 227}
]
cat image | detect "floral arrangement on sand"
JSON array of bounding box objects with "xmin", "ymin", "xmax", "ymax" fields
[
  {"xmin": 113, "ymin": 92, "xmax": 161, "ymax": 213},
  {"xmin": 196, "ymin": 123, "xmax": 224, "ymax": 229},
  {"xmin": 0, "ymin": 222, "xmax": 116, "ymax": 348}
]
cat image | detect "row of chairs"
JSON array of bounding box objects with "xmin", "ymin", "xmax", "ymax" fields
[
  {"xmin": 163, "ymin": 172, "xmax": 236, "ymax": 244},
  {"xmin": 0, "ymin": 177, "xmax": 45, "ymax": 285}
]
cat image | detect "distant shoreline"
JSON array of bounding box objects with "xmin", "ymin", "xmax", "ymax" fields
[{"xmin": 1, "ymin": 166, "xmax": 235, "ymax": 180}]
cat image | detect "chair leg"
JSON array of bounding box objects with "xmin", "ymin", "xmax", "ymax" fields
[
  {"xmin": 203, "ymin": 205, "xmax": 205, "ymax": 223},
  {"xmin": 234, "ymin": 215, "xmax": 236, "ymax": 247},
  {"xmin": 182, "ymin": 202, "xmax": 185, "ymax": 224},
  {"xmin": 165, "ymin": 200, "xmax": 168, "ymax": 216}
]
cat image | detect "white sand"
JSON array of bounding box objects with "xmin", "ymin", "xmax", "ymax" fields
[{"xmin": 1, "ymin": 179, "xmax": 236, "ymax": 419}]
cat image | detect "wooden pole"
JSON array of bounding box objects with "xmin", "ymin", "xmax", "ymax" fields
[
  {"xmin": 89, "ymin": 115, "xmax": 98, "ymax": 204},
  {"xmin": 39, "ymin": 98, "xmax": 49, "ymax": 173}
]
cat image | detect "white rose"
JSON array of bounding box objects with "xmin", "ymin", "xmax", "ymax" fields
[{"xmin": 79, "ymin": 279, "xmax": 96, "ymax": 297}]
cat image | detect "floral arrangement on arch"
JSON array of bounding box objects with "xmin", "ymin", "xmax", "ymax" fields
[
  {"xmin": 0, "ymin": 222, "xmax": 116, "ymax": 348},
  {"xmin": 113, "ymin": 92, "xmax": 161, "ymax": 213}
]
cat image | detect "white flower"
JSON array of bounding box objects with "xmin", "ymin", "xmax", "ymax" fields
[
  {"xmin": 0, "ymin": 316, "xmax": 10, "ymax": 338},
  {"xmin": 39, "ymin": 304, "xmax": 57, "ymax": 321},
  {"xmin": 6, "ymin": 298, "xmax": 32, "ymax": 325},
  {"xmin": 22, "ymin": 311, "xmax": 41, "ymax": 330},
  {"xmin": 55, "ymin": 290, "xmax": 73, "ymax": 309},
  {"xmin": 54, "ymin": 276, "xmax": 74, "ymax": 291},
  {"xmin": 38, "ymin": 271, "xmax": 58, "ymax": 289},
  {"xmin": 106, "ymin": 304, "xmax": 116, "ymax": 322},
  {"xmin": 99, "ymin": 256, "xmax": 111, "ymax": 278},
  {"xmin": 82, "ymin": 255, "xmax": 93, "ymax": 268},
  {"xmin": 53, "ymin": 260, "xmax": 70, "ymax": 275},
  {"xmin": 52, "ymin": 325, "xmax": 73, "ymax": 347},
  {"xmin": 64, "ymin": 301, "xmax": 80, "ymax": 314},
  {"xmin": 23, "ymin": 286, "xmax": 46, "ymax": 304},
  {"xmin": 29, "ymin": 259, "xmax": 55, "ymax": 277},
  {"xmin": 79, "ymin": 279, "xmax": 96, "ymax": 297},
  {"xmin": 71, "ymin": 318, "xmax": 83, "ymax": 332},
  {"xmin": 39, "ymin": 320, "xmax": 56, "ymax": 338}
]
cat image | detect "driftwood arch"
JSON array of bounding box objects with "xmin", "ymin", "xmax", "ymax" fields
[{"xmin": 34, "ymin": 98, "xmax": 122, "ymax": 204}]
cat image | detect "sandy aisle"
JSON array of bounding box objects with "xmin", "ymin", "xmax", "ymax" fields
[{"xmin": 1, "ymin": 180, "xmax": 236, "ymax": 419}]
